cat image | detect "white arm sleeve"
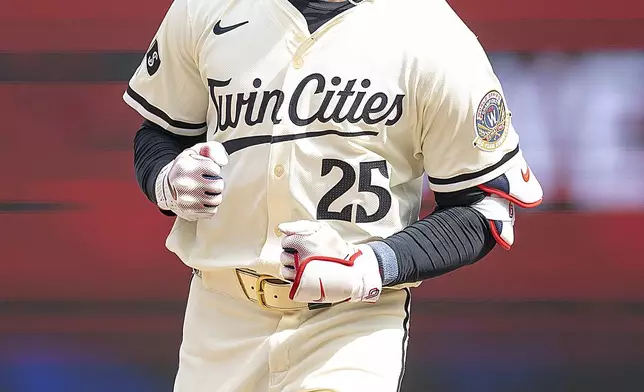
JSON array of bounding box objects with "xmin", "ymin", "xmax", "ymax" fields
[
  {"xmin": 419, "ymin": 29, "xmax": 523, "ymax": 193},
  {"xmin": 123, "ymin": 0, "xmax": 208, "ymax": 135}
]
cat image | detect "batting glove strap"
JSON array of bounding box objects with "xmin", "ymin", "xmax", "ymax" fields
[
  {"xmin": 288, "ymin": 245, "xmax": 382, "ymax": 304},
  {"xmin": 354, "ymin": 244, "xmax": 383, "ymax": 302},
  {"xmin": 155, "ymin": 161, "xmax": 178, "ymax": 212}
]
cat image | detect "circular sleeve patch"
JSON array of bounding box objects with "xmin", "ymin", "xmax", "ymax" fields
[{"xmin": 473, "ymin": 90, "xmax": 510, "ymax": 151}]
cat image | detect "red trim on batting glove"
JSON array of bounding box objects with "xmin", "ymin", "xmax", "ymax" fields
[{"xmin": 288, "ymin": 250, "xmax": 363, "ymax": 301}]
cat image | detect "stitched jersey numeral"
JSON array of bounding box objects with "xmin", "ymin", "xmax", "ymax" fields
[{"xmin": 316, "ymin": 159, "xmax": 392, "ymax": 223}]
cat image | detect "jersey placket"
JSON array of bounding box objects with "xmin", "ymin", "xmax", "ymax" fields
[
  {"xmin": 257, "ymin": 14, "xmax": 314, "ymax": 265},
  {"xmin": 260, "ymin": 19, "xmax": 312, "ymax": 383},
  {"xmin": 258, "ymin": 8, "xmax": 352, "ymax": 263}
]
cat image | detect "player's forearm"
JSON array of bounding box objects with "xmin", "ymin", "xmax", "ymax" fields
[
  {"xmin": 369, "ymin": 206, "xmax": 496, "ymax": 286},
  {"xmin": 133, "ymin": 120, "xmax": 206, "ymax": 203}
]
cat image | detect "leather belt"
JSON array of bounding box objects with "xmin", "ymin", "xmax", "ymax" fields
[{"xmin": 194, "ymin": 268, "xmax": 331, "ymax": 312}]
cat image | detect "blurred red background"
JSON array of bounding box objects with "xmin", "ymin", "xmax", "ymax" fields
[
  {"xmin": 1, "ymin": 1, "xmax": 643, "ymax": 391},
  {"xmin": 2, "ymin": 0, "xmax": 644, "ymax": 50}
]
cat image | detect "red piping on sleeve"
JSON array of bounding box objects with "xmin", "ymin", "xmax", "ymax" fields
[
  {"xmin": 489, "ymin": 220, "xmax": 511, "ymax": 250},
  {"xmin": 478, "ymin": 185, "xmax": 543, "ymax": 209}
]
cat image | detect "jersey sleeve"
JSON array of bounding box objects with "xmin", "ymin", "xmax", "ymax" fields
[
  {"xmin": 123, "ymin": 0, "xmax": 208, "ymax": 136},
  {"xmin": 419, "ymin": 36, "xmax": 523, "ymax": 193}
]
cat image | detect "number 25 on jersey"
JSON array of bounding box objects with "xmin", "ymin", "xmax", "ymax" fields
[{"xmin": 316, "ymin": 159, "xmax": 392, "ymax": 224}]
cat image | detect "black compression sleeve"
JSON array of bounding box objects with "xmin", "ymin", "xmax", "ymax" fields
[
  {"xmin": 133, "ymin": 120, "xmax": 206, "ymax": 204},
  {"xmin": 375, "ymin": 206, "xmax": 496, "ymax": 286}
]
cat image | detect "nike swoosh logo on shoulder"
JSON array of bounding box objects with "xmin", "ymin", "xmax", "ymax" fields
[
  {"xmin": 313, "ymin": 278, "xmax": 327, "ymax": 302},
  {"xmin": 213, "ymin": 20, "xmax": 249, "ymax": 35}
]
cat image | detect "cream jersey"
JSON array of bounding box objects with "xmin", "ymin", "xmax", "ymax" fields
[{"xmin": 124, "ymin": 0, "xmax": 526, "ymax": 276}]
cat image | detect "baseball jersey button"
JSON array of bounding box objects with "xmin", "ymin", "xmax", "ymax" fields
[
  {"xmin": 274, "ymin": 165, "xmax": 284, "ymax": 177},
  {"xmin": 274, "ymin": 226, "xmax": 282, "ymax": 237},
  {"xmin": 293, "ymin": 58, "xmax": 303, "ymax": 69}
]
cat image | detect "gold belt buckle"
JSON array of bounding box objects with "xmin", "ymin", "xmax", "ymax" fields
[
  {"xmin": 254, "ymin": 275, "xmax": 276, "ymax": 311},
  {"xmin": 236, "ymin": 268, "xmax": 308, "ymax": 312}
]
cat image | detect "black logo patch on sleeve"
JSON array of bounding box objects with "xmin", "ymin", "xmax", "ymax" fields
[{"xmin": 146, "ymin": 40, "xmax": 161, "ymax": 76}]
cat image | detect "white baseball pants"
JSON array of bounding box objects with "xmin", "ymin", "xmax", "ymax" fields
[{"xmin": 173, "ymin": 271, "xmax": 411, "ymax": 392}]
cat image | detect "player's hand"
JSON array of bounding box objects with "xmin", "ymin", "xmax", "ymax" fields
[
  {"xmin": 278, "ymin": 220, "xmax": 382, "ymax": 304},
  {"xmin": 155, "ymin": 141, "xmax": 228, "ymax": 221}
]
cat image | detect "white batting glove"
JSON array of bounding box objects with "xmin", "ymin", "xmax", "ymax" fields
[
  {"xmin": 155, "ymin": 141, "xmax": 228, "ymax": 221},
  {"xmin": 278, "ymin": 220, "xmax": 383, "ymax": 304}
]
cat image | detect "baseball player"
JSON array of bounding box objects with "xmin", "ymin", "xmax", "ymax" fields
[{"xmin": 125, "ymin": 0, "xmax": 544, "ymax": 391}]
